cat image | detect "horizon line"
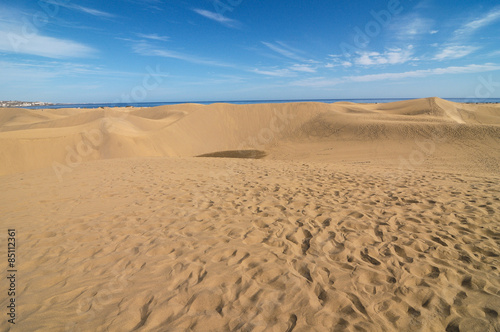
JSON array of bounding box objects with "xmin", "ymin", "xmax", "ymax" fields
[{"xmin": 26, "ymin": 96, "xmax": 500, "ymax": 105}]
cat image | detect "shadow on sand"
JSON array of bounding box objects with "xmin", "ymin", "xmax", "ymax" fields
[{"xmin": 196, "ymin": 150, "xmax": 267, "ymax": 159}]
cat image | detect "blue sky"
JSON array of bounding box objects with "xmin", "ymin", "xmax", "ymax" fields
[{"xmin": 0, "ymin": 0, "xmax": 499, "ymax": 103}]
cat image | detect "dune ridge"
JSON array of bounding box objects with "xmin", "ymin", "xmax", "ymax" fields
[{"xmin": 1, "ymin": 97, "xmax": 499, "ymax": 176}]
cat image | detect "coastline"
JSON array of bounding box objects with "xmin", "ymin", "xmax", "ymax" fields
[{"xmin": 17, "ymin": 97, "xmax": 500, "ymax": 110}]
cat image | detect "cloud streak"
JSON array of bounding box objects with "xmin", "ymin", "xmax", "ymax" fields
[
  {"xmin": 261, "ymin": 42, "xmax": 305, "ymax": 61},
  {"xmin": 252, "ymin": 68, "xmax": 295, "ymax": 77},
  {"xmin": 434, "ymin": 45, "xmax": 479, "ymax": 60},
  {"xmin": 193, "ymin": 9, "xmax": 240, "ymax": 28},
  {"xmin": 0, "ymin": 59, "xmax": 143, "ymax": 83},
  {"xmin": 355, "ymin": 47, "xmax": 415, "ymax": 66},
  {"xmin": 326, "ymin": 55, "xmax": 352, "ymax": 68},
  {"xmin": 135, "ymin": 33, "xmax": 169, "ymax": 41},
  {"xmin": 252, "ymin": 63, "xmax": 317, "ymax": 77},
  {"xmin": 0, "ymin": 24, "xmax": 97, "ymax": 58},
  {"xmin": 48, "ymin": 2, "xmax": 116, "ymax": 18},
  {"xmin": 132, "ymin": 41, "xmax": 235, "ymax": 67},
  {"xmin": 289, "ymin": 64, "xmax": 316, "ymax": 73},
  {"xmin": 292, "ymin": 63, "xmax": 500, "ymax": 87},
  {"xmin": 390, "ymin": 14, "xmax": 435, "ymax": 40},
  {"xmin": 454, "ymin": 7, "xmax": 500, "ymax": 37},
  {"xmin": 71, "ymin": 5, "xmax": 116, "ymax": 18},
  {"xmin": 346, "ymin": 64, "xmax": 500, "ymax": 82}
]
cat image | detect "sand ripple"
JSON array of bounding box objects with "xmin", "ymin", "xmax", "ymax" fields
[{"xmin": 1, "ymin": 157, "xmax": 499, "ymax": 331}]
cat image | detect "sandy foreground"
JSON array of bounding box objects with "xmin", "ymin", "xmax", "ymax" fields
[{"xmin": 1, "ymin": 98, "xmax": 500, "ymax": 331}]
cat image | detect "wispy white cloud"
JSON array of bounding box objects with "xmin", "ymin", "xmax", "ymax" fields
[
  {"xmin": 291, "ymin": 63, "xmax": 500, "ymax": 87},
  {"xmin": 252, "ymin": 63, "xmax": 317, "ymax": 77},
  {"xmin": 0, "ymin": 24, "xmax": 96, "ymax": 58},
  {"xmin": 326, "ymin": 61, "xmax": 352, "ymax": 68},
  {"xmin": 252, "ymin": 68, "xmax": 295, "ymax": 77},
  {"xmin": 46, "ymin": 1, "xmax": 116, "ymax": 18},
  {"xmin": 346, "ymin": 64, "xmax": 500, "ymax": 82},
  {"xmin": 427, "ymin": 7, "xmax": 499, "ymax": 63},
  {"xmin": 390, "ymin": 14, "xmax": 435, "ymax": 40},
  {"xmin": 354, "ymin": 47, "xmax": 415, "ymax": 66},
  {"xmin": 72, "ymin": 5, "xmax": 116, "ymax": 18},
  {"xmin": 132, "ymin": 40, "xmax": 234, "ymax": 67},
  {"xmin": 0, "ymin": 60, "xmax": 65, "ymax": 81},
  {"xmin": 193, "ymin": 9, "xmax": 240, "ymax": 28},
  {"xmin": 261, "ymin": 41, "xmax": 305, "ymax": 61},
  {"xmin": 454, "ymin": 7, "xmax": 500, "ymax": 37},
  {"xmin": 0, "ymin": 59, "xmax": 140, "ymax": 82},
  {"xmin": 434, "ymin": 45, "xmax": 479, "ymax": 60},
  {"xmin": 135, "ymin": 33, "xmax": 169, "ymax": 41},
  {"xmin": 422, "ymin": 7, "xmax": 500, "ymax": 64},
  {"xmin": 486, "ymin": 50, "xmax": 500, "ymax": 58},
  {"xmin": 326, "ymin": 55, "xmax": 352, "ymax": 68},
  {"xmin": 255, "ymin": 47, "xmax": 415, "ymax": 78},
  {"xmin": 289, "ymin": 64, "xmax": 316, "ymax": 73}
]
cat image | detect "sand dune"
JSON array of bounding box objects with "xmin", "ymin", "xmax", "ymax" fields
[
  {"xmin": 1, "ymin": 98, "xmax": 500, "ymax": 177},
  {"xmin": 1, "ymin": 98, "xmax": 500, "ymax": 331}
]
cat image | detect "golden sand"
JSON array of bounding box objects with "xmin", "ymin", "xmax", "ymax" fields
[{"xmin": 1, "ymin": 98, "xmax": 499, "ymax": 331}]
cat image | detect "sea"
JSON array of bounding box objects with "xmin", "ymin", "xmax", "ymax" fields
[{"xmin": 24, "ymin": 98, "xmax": 500, "ymax": 109}]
